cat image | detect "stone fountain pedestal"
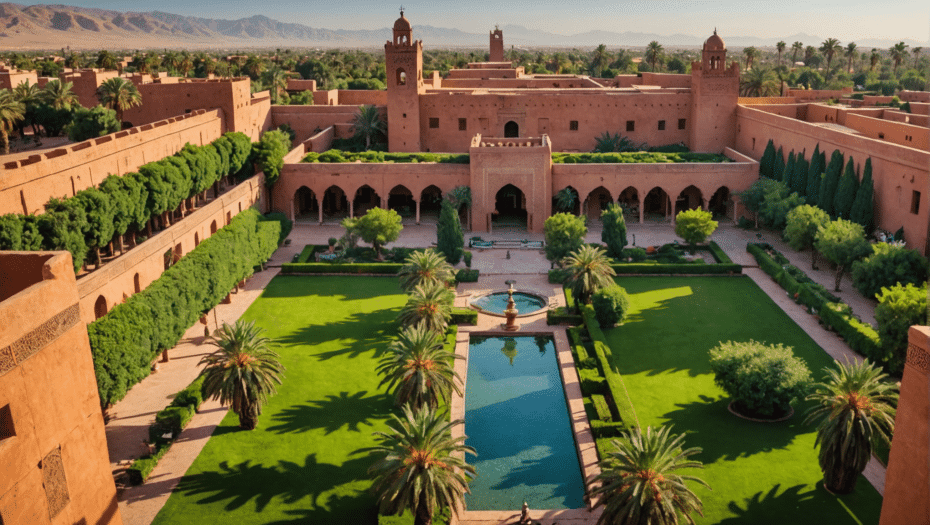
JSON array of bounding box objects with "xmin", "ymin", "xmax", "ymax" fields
[{"xmin": 502, "ymin": 281, "xmax": 520, "ymax": 331}]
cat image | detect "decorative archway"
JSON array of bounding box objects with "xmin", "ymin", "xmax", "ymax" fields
[
  {"xmin": 419, "ymin": 185, "xmax": 443, "ymax": 223},
  {"xmin": 353, "ymin": 185, "xmax": 381, "ymax": 217},
  {"xmin": 493, "ymin": 184, "xmax": 526, "ymax": 230},
  {"xmin": 618, "ymin": 186, "xmax": 640, "ymax": 221},
  {"xmin": 585, "ymin": 186, "xmax": 613, "ymax": 221},
  {"xmin": 675, "ymin": 185, "xmax": 703, "ymax": 216},
  {"xmin": 322, "ymin": 185, "xmax": 349, "ymax": 221},
  {"xmin": 294, "ymin": 186, "xmax": 319, "ymax": 219},
  {"xmin": 709, "ymin": 186, "xmax": 731, "ymax": 218},
  {"xmin": 94, "ymin": 295, "xmax": 107, "ymax": 320},
  {"xmin": 504, "ymin": 121, "xmax": 519, "ymax": 138},
  {"xmin": 643, "ymin": 187, "xmax": 671, "ymax": 221},
  {"xmin": 387, "ymin": 185, "xmax": 415, "ymax": 219}
]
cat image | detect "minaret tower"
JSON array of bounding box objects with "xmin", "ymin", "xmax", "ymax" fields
[
  {"xmin": 689, "ymin": 29, "xmax": 740, "ymax": 152},
  {"xmin": 385, "ymin": 8, "xmax": 424, "ymax": 152},
  {"xmin": 490, "ymin": 26, "xmax": 504, "ymax": 62}
]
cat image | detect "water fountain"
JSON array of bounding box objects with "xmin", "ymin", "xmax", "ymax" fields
[{"xmin": 503, "ymin": 279, "xmax": 519, "ymax": 331}]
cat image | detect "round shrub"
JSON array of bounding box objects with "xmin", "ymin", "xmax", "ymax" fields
[
  {"xmin": 708, "ymin": 340, "xmax": 812, "ymax": 418},
  {"xmin": 621, "ymin": 247, "xmax": 647, "ymax": 262},
  {"xmin": 592, "ymin": 284, "xmax": 631, "ymax": 328},
  {"xmin": 851, "ymin": 243, "xmax": 929, "ymax": 299}
]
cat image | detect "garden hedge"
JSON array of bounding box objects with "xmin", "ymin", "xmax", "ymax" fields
[
  {"xmin": 280, "ymin": 262, "xmax": 404, "ymax": 274},
  {"xmin": 450, "ymin": 308, "xmax": 478, "ymax": 326},
  {"xmin": 546, "ymin": 306, "xmax": 583, "ymax": 326},
  {"xmin": 303, "ymin": 149, "xmax": 470, "ymax": 164},
  {"xmin": 88, "ymin": 209, "xmax": 288, "ymax": 408},
  {"xmin": 454, "ymin": 268, "xmax": 480, "ymax": 282},
  {"xmin": 551, "ymin": 152, "xmax": 730, "ymax": 164},
  {"xmin": 581, "ymin": 305, "xmax": 639, "ymax": 429}
]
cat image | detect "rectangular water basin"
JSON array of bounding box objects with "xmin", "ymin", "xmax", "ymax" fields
[{"xmin": 464, "ymin": 335, "xmax": 586, "ymax": 511}]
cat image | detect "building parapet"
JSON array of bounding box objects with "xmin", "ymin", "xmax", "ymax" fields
[{"xmin": 471, "ymin": 134, "xmax": 549, "ymax": 148}]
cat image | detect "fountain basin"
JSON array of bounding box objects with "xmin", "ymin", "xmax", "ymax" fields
[{"xmin": 469, "ymin": 291, "xmax": 549, "ymax": 317}]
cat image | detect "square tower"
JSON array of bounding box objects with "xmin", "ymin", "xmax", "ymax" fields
[
  {"xmin": 385, "ymin": 10, "xmax": 425, "ymax": 152},
  {"xmin": 490, "ymin": 28, "xmax": 504, "ymax": 63},
  {"xmin": 689, "ymin": 30, "xmax": 740, "ymax": 153}
]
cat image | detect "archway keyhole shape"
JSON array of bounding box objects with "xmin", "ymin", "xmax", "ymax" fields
[{"xmin": 504, "ymin": 121, "xmax": 519, "ymax": 138}]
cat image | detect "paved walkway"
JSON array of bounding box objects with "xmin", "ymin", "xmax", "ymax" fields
[{"xmin": 109, "ymin": 220, "xmax": 886, "ymax": 524}]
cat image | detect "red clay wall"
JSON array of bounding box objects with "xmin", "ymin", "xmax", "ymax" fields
[
  {"xmin": 844, "ymin": 113, "xmax": 929, "ymax": 151},
  {"xmin": 337, "ymin": 90, "xmax": 388, "ymax": 106},
  {"xmin": 0, "ymin": 252, "xmax": 122, "ymax": 525},
  {"xmin": 270, "ymin": 105, "xmax": 375, "ymax": 144},
  {"xmin": 1, "ymin": 109, "xmax": 223, "ymax": 215},
  {"xmin": 735, "ymin": 105, "xmax": 930, "ymax": 254},
  {"xmin": 74, "ymin": 174, "xmax": 263, "ymax": 324}
]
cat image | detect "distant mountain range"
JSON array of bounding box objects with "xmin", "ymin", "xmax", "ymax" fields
[{"xmin": 1, "ymin": 3, "xmax": 926, "ymax": 51}]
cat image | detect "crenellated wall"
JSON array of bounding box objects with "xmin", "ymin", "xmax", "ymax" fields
[{"xmin": 1, "ymin": 109, "xmax": 223, "ymax": 215}]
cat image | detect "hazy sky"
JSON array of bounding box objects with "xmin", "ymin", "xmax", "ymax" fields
[{"xmin": 30, "ymin": 0, "xmax": 930, "ymax": 42}]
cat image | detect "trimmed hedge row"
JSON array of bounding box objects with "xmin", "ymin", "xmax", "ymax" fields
[
  {"xmin": 546, "ymin": 306, "xmax": 583, "ymax": 325},
  {"xmin": 552, "ymin": 151, "xmax": 730, "ymax": 164},
  {"xmin": 454, "ymin": 268, "xmax": 480, "ymax": 283},
  {"xmin": 88, "ymin": 209, "xmax": 289, "ymax": 407},
  {"xmin": 609, "ymin": 262, "xmax": 742, "ymax": 275},
  {"xmin": 280, "ymin": 262, "xmax": 404, "ymax": 274},
  {"xmin": 581, "ymin": 305, "xmax": 640, "ymax": 430},
  {"xmin": 746, "ymin": 243, "xmax": 881, "ymax": 363},
  {"xmin": 303, "ymin": 149, "xmax": 470, "ymax": 164},
  {"xmin": 450, "ymin": 308, "xmax": 478, "ymax": 326}
]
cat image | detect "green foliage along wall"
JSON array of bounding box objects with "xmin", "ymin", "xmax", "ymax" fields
[{"xmin": 88, "ymin": 209, "xmax": 290, "ymax": 408}]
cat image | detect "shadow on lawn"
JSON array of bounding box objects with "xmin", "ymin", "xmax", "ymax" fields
[
  {"xmin": 274, "ymin": 310, "xmax": 402, "ymax": 361},
  {"xmin": 266, "ymin": 390, "xmax": 393, "ymax": 435},
  {"xmin": 718, "ymin": 482, "xmax": 872, "ymax": 525},
  {"xmin": 660, "ymin": 396, "xmax": 801, "ymax": 463},
  {"xmin": 173, "ymin": 453, "xmax": 374, "ymax": 514}
]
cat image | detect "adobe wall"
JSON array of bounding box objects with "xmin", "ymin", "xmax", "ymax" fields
[
  {"xmin": 909, "ymin": 102, "xmax": 930, "ymax": 116},
  {"xmin": 439, "ymin": 76, "xmax": 605, "ymax": 90},
  {"xmin": 314, "ymin": 90, "xmax": 339, "ymax": 106},
  {"xmin": 419, "ymin": 90, "xmax": 692, "ymax": 153},
  {"xmin": 337, "ymin": 90, "xmax": 388, "ymax": 106},
  {"xmin": 738, "ymin": 97, "xmax": 798, "ymax": 105},
  {"xmin": 1, "ymin": 109, "xmax": 223, "ymax": 215},
  {"xmin": 844, "ymin": 113, "xmax": 929, "ymax": 151},
  {"xmin": 74, "ymin": 174, "xmax": 263, "ymax": 325},
  {"xmin": 285, "ymin": 79, "xmax": 317, "ymax": 92},
  {"xmin": 0, "ymin": 68, "xmax": 38, "ymax": 90},
  {"xmin": 746, "ymin": 103, "xmax": 807, "ymax": 119},
  {"xmin": 883, "ymin": 110, "xmax": 930, "ymax": 127},
  {"xmin": 880, "ymin": 325, "xmax": 930, "ymax": 525},
  {"xmin": 735, "ymin": 105, "xmax": 930, "ymax": 254},
  {"xmin": 60, "ymin": 69, "xmax": 119, "ymax": 109},
  {"xmin": 270, "ymin": 105, "xmax": 374, "ymax": 144},
  {"xmin": 302, "ymin": 126, "xmax": 335, "ymax": 153},
  {"xmin": 0, "ymin": 252, "xmax": 122, "ymax": 525},
  {"xmin": 640, "ymin": 72, "xmax": 691, "ymax": 88},
  {"xmin": 787, "ymin": 88, "xmax": 852, "ymax": 101},
  {"xmin": 899, "ymin": 91, "xmax": 930, "ymax": 103}
]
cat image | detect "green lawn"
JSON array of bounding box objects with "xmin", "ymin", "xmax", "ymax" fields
[
  {"xmin": 605, "ymin": 276, "xmax": 884, "ymax": 524},
  {"xmin": 151, "ymin": 276, "xmax": 407, "ymax": 524}
]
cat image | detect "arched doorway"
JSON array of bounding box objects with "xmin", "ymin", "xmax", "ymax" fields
[
  {"xmin": 493, "ymin": 184, "xmax": 526, "ymax": 231},
  {"xmin": 709, "ymin": 186, "xmax": 730, "ymax": 218},
  {"xmin": 294, "ymin": 186, "xmax": 319, "ymax": 220},
  {"xmin": 419, "ymin": 185, "xmax": 443, "ymax": 223},
  {"xmin": 643, "ymin": 187, "xmax": 671, "ymax": 221},
  {"xmin": 387, "ymin": 185, "xmax": 415, "ymax": 219},
  {"xmin": 353, "ymin": 185, "xmax": 381, "ymax": 216},
  {"xmin": 618, "ymin": 186, "xmax": 640, "ymax": 220},
  {"xmin": 504, "ymin": 121, "xmax": 519, "ymax": 138},
  {"xmin": 94, "ymin": 295, "xmax": 107, "ymax": 320},
  {"xmin": 675, "ymin": 185, "xmax": 703, "ymax": 215},
  {"xmin": 322, "ymin": 185, "xmax": 348, "ymax": 221},
  {"xmin": 552, "ymin": 186, "xmax": 580, "ymax": 215},
  {"xmin": 585, "ymin": 186, "xmax": 613, "ymax": 221}
]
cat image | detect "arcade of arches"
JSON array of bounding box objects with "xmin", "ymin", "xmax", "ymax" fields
[{"xmin": 293, "ymin": 184, "xmax": 448, "ymax": 224}]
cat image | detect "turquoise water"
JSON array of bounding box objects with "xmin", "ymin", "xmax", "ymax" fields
[
  {"xmin": 464, "ymin": 336, "xmax": 586, "ymax": 511},
  {"xmin": 470, "ymin": 292, "xmax": 547, "ymax": 315}
]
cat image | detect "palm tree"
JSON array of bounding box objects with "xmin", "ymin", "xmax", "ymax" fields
[
  {"xmin": 563, "ymin": 244, "xmax": 616, "ymax": 312},
  {"xmin": 820, "ymin": 38, "xmax": 842, "ymax": 74},
  {"xmin": 14, "ymin": 80, "xmax": 43, "ymax": 135},
  {"xmin": 40, "ymin": 80, "xmax": 79, "ymax": 109},
  {"xmin": 263, "ymin": 67, "xmax": 288, "ymax": 104},
  {"xmin": 870, "ymin": 49, "xmax": 880, "ymax": 72},
  {"xmin": 97, "ymin": 77, "xmax": 142, "ymax": 125},
  {"xmin": 804, "ymin": 46, "xmax": 816, "ymax": 65},
  {"xmin": 397, "ymin": 281, "xmax": 454, "ymax": 334},
  {"xmin": 178, "ymin": 51, "xmax": 194, "ymax": 77},
  {"xmin": 805, "ymin": 360, "xmax": 897, "ymax": 494},
  {"xmin": 740, "ymin": 68, "xmax": 779, "ymax": 97},
  {"xmin": 791, "ymin": 42, "xmax": 804, "ymax": 64},
  {"xmin": 591, "ymin": 44, "xmax": 610, "ymax": 77},
  {"xmin": 591, "ymin": 426, "xmax": 710, "ymax": 525},
  {"xmin": 913, "ymin": 47, "xmax": 923, "ymax": 68},
  {"xmin": 376, "ymin": 323, "xmax": 463, "ymax": 409},
  {"xmin": 890, "ymin": 42, "xmax": 909, "ymax": 73},
  {"xmin": 198, "ymin": 320, "xmax": 285, "ymax": 430},
  {"xmin": 96, "ymin": 50, "xmax": 117, "ymax": 70},
  {"xmin": 0, "ymin": 89, "xmax": 25, "ymax": 155},
  {"xmin": 244, "ymin": 55, "xmax": 265, "ymax": 79},
  {"xmin": 369, "ymin": 404, "xmax": 476, "ymax": 525},
  {"xmin": 645, "ymin": 41, "xmax": 664, "ymax": 72},
  {"xmin": 776, "ymin": 41, "xmax": 786, "ymax": 67},
  {"xmin": 845, "ymin": 42, "xmax": 858, "ymax": 73},
  {"xmin": 743, "ymin": 47, "xmax": 759, "ymax": 70},
  {"xmin": 398, "ymin": 249, "xmax": 454, "ymax": 292},
  {"xmin": 353, "ymin": 104, "xmax": 386, "ymax": 150}
]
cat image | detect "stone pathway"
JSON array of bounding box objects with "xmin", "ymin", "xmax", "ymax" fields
[{"xmin": 109, "ymin": 221, "xmax": 887, "ymax": 524}]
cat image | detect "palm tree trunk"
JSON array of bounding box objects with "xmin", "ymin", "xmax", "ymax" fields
[
  {"xmin": 414, "ymin": 499, "xmax": 432, "ymax": 525},
  {"xmin": 1, "ymin": 129, "xmax": 9, "ymax": 156},
  {"xmin": 825, "ymin": 464, "xmax": 860, "ymax": 494}
]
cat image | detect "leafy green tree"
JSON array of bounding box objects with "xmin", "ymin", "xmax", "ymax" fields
[
  {"xmin": 98, "ymin": 175, "xmax": 134, "ymax": 253},
  {"xmin": 833, "ymin": 156, "xmax": 859, "ymax": 219},
  {"xmin": 805, "ymin": 360, "xmax": 897, "ymax": 494},
  {"xmin": 544, "ymin": 212, "xmax": 587, "ymax": 263},
  {"xmin": 806, "ymin": 144, "xmax": 824, "ymax": 203},
  {"xmin": 849, "ymin": 158, "xmax": 874, "ymax": 231},
  {"xmin": 14, "ymin": 80, "xmax": 43, "ymax": 136},
  {"xmin": 436, "ymin": 200, "xmax": 464, "ymax": 264},
  {"xmin": 40, "ymin": 80, "xmax": 79, "ymax": 109},
  {"xmin": 592, "ymin": 284, "xmax": 631, "ymax": 328},
  {"xmin": 369, "ymin": 404, "xmax": 476, "ymax": 525},
  {"xmin": 785, "ymin": 205, "xmax": 831, "ymax": 269},
  {"xmin": 397, "ymin": 281, "xmax": 454, "ymax": 334},
  {"xmin": 252, "ymin": 129, "xmax": 291, "ymax": 210},
  {"xmin": 600, "ymin": 203, "xmax": 628, "ymax": 258},
  {"xmin": 772, "ymin": 146, "xmax": 785, "ymax": 181},
  {"xmin": 262, "ymin": 67, "xmax": 288, "ymax": 104},
  {"xmin": 818, "ymin": 150, "xmax": 844, "ymax": 216},
  {"xmin": 67, "ymin": 105, "xmax": 119, "ymax": 142},
  {"xmin": 554, "ymin": 187, "xmax": 579, "ymax": 213},
  {"xmin": 590, "ymin": 426, "xmax": 709, "ymax": 525},
  {"xmin": 0, "ymin": 88, "xmax": 25, "ymax": 155},
  {"xmin": 377, "ymin": 324, "xmax": 463, "ymax": 409},
  {"xmin": 563, "ymin": 244, "xmax": 616, "ymax": 311},
  {"xmin": 398, "ymin": 249, "xmax": 454, "ymax": 292},
  {"xmin": 852, "ymin": 242, "xmax": 929, "ymax": 300},
  {"xmin": 876, "ymin": 283, "xmax": 928, "ymax": 375},
  {"xmin": 353, "ymin": 104, "xmax": 386, "ymax": 150},
  {"xmin": 739, "ymin": 177, "xmax": 769, "ymax": 227},
  {"xmin": 759, "ymin": 139, "xmax": 776, "ymax": 178},
  {"xmin": 0, "ymin": 214, "xmax": 42, "ymax": 250},
  {"xmin": 32, "ymin": 104, "xmax": 72, "ymax": 137},
  {"xmin": 199, "ymin": 320, "xmax": 285, "ymax": 430},
  {"xmin": 354, "ymin": 207, "xmax": 403, "ymax": 259},
  {"xmin": 39, "ymin": 197, "xmax": 89, "ymax": 272},
  {"xmin": 815, "ymin": 218, "xmax": 871, "ymax": 291},
  {"xmin": 758, "ymin": 180, "xmax": 804, "ymax": 230},
  {"xmin": 139, "ymin": 161, "xmax": 173, "ymax": 231},
  {"xmin": 96, "ymin": 77, "xmax": 142, "ymax": 125},
  {"xmin": 675, "ymin": 209, "xmax": 718, "ymax": 244},
  {"xmin": 74, "ymin": 187, "xmax": 115, "ymax": 268}
]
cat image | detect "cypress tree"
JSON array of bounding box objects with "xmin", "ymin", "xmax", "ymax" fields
[
  {"xmin": 819, "ymin": 149, "xmax": 844, "ymax": 216},
  {"xmin": 773, "ymin": 146, "xmax": 786, "ymax": 181},
  {"xmin": 792, "ymin": 152, "xmax": 808, "ymax": 196},
  {"xmin": 760, "ymin": 139, "xmax": 776, "ymax": 178},
  {"xmin": 833, "ymin": 156, "xmax": 859, "ymax": 220},
  {"xmin": 436, "ymin": 199, "xmax": 464, "ymax": 265},
  {"xmin": 806, "ymin": 146, "xmax": 822, "ymax": 203},
  {"xmin": 850, "ymin": 157, "xmax": 875, "ymax": 232},
  {"xmin": 784, "ymin": 151, "xmax": 796, "ymax": 187}
]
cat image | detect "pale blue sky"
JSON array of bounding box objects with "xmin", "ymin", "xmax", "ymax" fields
[{"xmin": 29, "ymin": 0, "xmax": 930, "ymax": 42}]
